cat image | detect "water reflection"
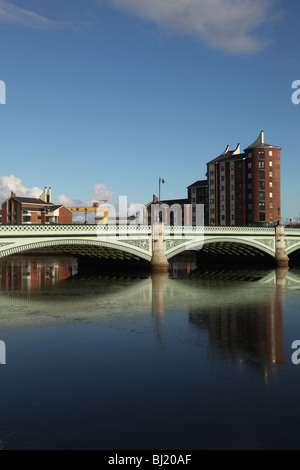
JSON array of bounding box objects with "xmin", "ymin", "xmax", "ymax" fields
[
  {"xmin": 1, "ymin": 256, "xmax": 300, "ymax": 449},
  {"xmin": 0, "ymin": 256, "xmax": 299, "ymax": 379},
  {"xmin": 0, "ymin": 256, "xmax": 78, "ymax": 291}
]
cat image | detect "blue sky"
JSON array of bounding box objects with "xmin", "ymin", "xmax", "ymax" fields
[{"xmin": 0, "ymin": 0, "xmax": 300, "ymax": 221}]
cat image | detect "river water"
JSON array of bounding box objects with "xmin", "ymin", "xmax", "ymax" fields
[{"xmin": 0, "ymin": 255, "xmax": 300, "ymax": 450}]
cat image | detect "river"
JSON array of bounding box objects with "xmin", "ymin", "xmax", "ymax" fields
[{"xmin": 0, "ymin": 254, "xmax": 300, "ymax": 450}]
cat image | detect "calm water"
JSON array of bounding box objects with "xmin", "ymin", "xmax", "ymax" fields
[{"xmin": 1, "ymin": 255, "xmax": 300, "ymax": 450}]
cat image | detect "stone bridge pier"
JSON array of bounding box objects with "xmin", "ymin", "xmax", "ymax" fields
[
  {"xmin": 275, "ymin": 225, "xmax": 289, "ymax": 268},
  {"xmin": 151, "ymin": 222, "xmax": 169, "ymax": 272}
]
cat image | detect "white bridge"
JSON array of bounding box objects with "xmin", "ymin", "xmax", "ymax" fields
[{"xmin": 0, "ymin": 223, "xmax": 298, "ymax": 269}]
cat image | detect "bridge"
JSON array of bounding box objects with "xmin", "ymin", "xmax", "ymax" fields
[{"xmin": 0, "ymin": 223, "xmax": 298, "ymax": 270}]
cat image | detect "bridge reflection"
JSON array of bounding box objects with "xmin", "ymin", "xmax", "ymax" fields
[{"xmin": 0, "ymin": 256, "xmax": 298, "ymax": 381}]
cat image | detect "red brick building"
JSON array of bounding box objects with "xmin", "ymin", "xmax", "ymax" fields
[
  {"xmin": 1, "ymin": 187, "xmax": 72, "ymax": 225},
  {"xmin": 207, "ymin": 131, "xmax": 281, "ymax": 226}
]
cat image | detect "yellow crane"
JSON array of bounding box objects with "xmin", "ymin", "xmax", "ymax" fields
[
  {"xmin": 68, "ymin": 203, "xmax": 109, "ymax": 224},
  {"xmin": 68, "ymin": 202, "xmax": 139, "ymax": 225}
]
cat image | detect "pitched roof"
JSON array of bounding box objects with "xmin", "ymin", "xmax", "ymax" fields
[
  {"xmin": 207, "ymin": 143, "xmax": 245, "ymax": 165},
  {"xmin": 12, "ymin": 196, "xmax": 51, "ymax": 205},
  {"xmin": 187, "ymin": 180, "xmax": 208, "ymax": 188},
  {"xmin": 245, "ymin": 130, "xmax": 281, "ymax": 150}
]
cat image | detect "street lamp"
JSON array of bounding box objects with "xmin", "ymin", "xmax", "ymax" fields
[{"xmin": 159, "ymin": 177, "xmax": 165, "ymax": 204}]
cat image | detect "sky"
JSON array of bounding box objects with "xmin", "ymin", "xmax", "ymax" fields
[{"xmin": 0, "ymin": 0, "xmax": 300, "ymax": 222}]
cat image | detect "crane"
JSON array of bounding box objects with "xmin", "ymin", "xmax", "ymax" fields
[{"xmin": 68, "ymin": 202, "xmax": 109, "ymax": 224}]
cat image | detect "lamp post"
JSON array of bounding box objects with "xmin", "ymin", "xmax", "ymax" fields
[{"xmin": 159, "ymin": 177, "xmax": 165, "ymax": 204}]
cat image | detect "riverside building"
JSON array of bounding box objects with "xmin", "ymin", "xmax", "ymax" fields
[{"xmin": 207, "ymin": 131, "xmax": 281, "ymax": 226}]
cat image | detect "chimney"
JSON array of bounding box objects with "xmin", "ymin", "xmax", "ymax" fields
[
  {"xmin": 47, "ymin": 187, "xmax": 52, "ymax": 203},
  {"xmin": 11, "ymin": 191, "xmax": 16, "ymax": 197},
  {"xmin": 39, "ymin": 187, "xmax": 47, "ymax": 202}
]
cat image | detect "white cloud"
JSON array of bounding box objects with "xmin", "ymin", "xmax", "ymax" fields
[
  {"xmin": 0, "ymin": 176, "xmax": 115, "ymax": 223},
  {"xmin": 0, "ymin": 175, "xmax": 42, "ymax": 203},
  {"xmin": 54, "ymin": 183, "xmax": 115, "ymax": 223},
  {"xmin": 54, "ymin": 183, "xmax": 114, "ymax": 207},
  {"xmin": 102, "ymin": 0, "xmax": 280, "ymax": 53},
  {"xmin": 0, "ymin": 0, "xmax": 61, "ymax": 29}
]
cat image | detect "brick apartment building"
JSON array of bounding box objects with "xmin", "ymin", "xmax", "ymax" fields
[
  {"xmin": 207, "ymin": 131, "xmax": 281, "ymax": 226},
  {"xmin": 1, "ymin": 187, "xmax": 72, "ymax": 225},
  {"xmin": 145, "ymin": 179, "xmax": 208, "ymax": 226}
]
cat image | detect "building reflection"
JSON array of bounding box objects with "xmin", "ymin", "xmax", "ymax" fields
[
  {"xmin": 0, "ymin": 254, "xmax": 297, "ymax": 383},
  {"xmin": 187, "ymin": 268, "xmax": 288, "ymax": 380},
  {"xmin": 0, "ymin": 256, "xmax": 78, "ymax": 291}
]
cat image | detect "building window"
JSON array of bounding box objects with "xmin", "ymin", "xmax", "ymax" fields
[
  {"xmin": 210, "ymin": 179, "xmax": 214, "ymax": 185},
  {"xmin": 259, "ymin": 181, "xmax": 265, "ymax": 190},
  {"xmin": 221, "ymin": 186, "xmax": 225, "ymax": 191},
  {"xmin": 260, "ymin": 213, "xmax": 265, "ymax": 222},
  {"xmin": 248, "ymin": 162, "xmax": 252, "ymax": 168},
  {"xmin": 231, "ymin": 194, "xmax": 234, "ymax": 200},
  {"xmin": 269, "ymin": 149, "xmax": 273, "ymax": 157},
  {"xmin": 248, "ymin": 173, "xmax": 252, "ymax": 179},
  {"xmin": 221, "ymin": 215, "xmax": 225, "ymax": 221},
  {"xmin": 259, "ymin": 202, "xmax": 265, "ymax": 211},
  {"xmin": 221, "ymin": 166, "xmax": 225, "ymax": 172},
  {"xmin": 232, "ymin": 204, "xmax": 235, "ymax": 210},
  {"xmin": 269, "ymin": 161, "xmax": 273, "ymax": 167},
  {"xmin": 259, "ymin": 150, "xmax": 265, "ymax": 159},
  {"xmin": 259, "ymin": 161, "xmax": 265, "ymax": 169},
  {"xmin": 248, "ymin": 204, "xmax": 252, "ymax": 209},
  {"xmin": 210, "ymin": 190, "xmax": 215, "ymax": 195},
  {"xmin": 192, "ymin": 198, "xmax": 196, "ymax": 204},
  {"xmin": 248, "ymin": 183, "xmax": 252, "ymax": 189},
  {"xmin": 231, "ymin": 185, "xmax": 234, "ymax": 190},
  {"xmin": 221, "ymin": 176, "xmax": 225, "ymax": 182},
  {"xmin": 231, "ymin": 164, "xmax": 234, "ymax": 170},
  {"xmin": 259, "ymin": 171, "xmax": 265, "ymax": 180}
]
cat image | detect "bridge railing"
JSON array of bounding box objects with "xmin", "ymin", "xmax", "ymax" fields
[
  {"xmin": 164, "ymin": 225, "xmax": 276, "ymax": 235},
  {"xmin": 0, "ymin": 224, "xmax": 153, "ymax": 237}
]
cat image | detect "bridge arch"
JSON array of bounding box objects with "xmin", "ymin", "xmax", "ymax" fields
[
  {"xmin": 0, "ymin": 238, "xmax": 152, "ymax": 263},
  {"xmin": 166, "ymin": 236, "xmax": 275, "ymax": 260},
  {"xmin": 286, "ymin": 241, "xmax": 300, "ymax": 256}
]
